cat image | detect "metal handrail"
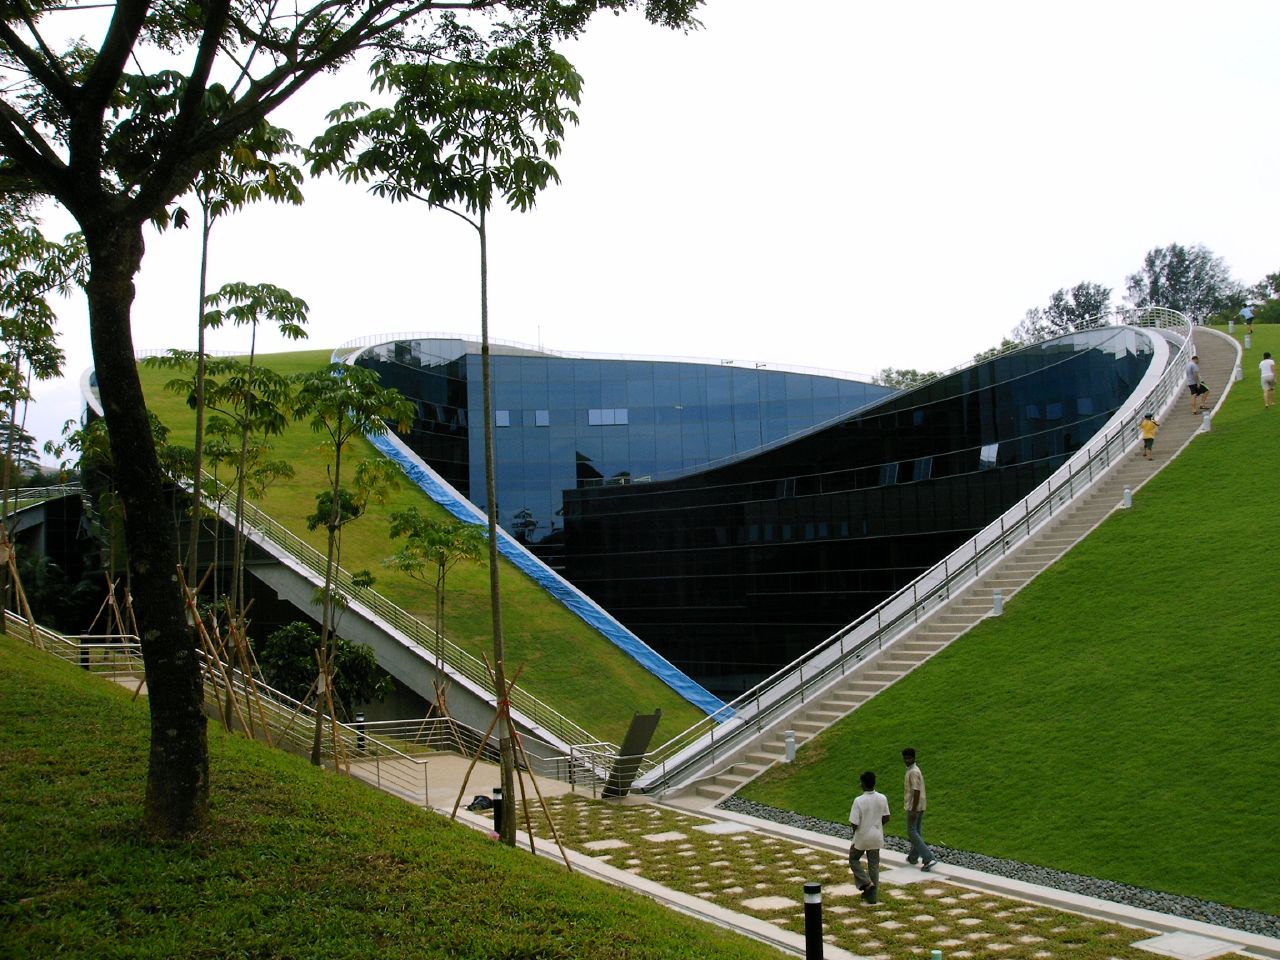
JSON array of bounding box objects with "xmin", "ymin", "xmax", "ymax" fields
[
  {"xmin": 12, "ymin": 611, "xmax": 607, "ymax": 797},
  {"xmin": 633, "ymin": 308, "xmax": 1193, "ymax": 791},
  {"xmin": 201, "ymin": 474, "xmax": 613, "ymax": 753}
]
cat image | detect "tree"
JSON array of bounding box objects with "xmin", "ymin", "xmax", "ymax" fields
[
  {"xmin": 0, "ymin": 0, "xmax": 701, "ymax": 837},
  {"xmin": 1015, "ymin": 282, "xmax": 1111, "ymax": 341},
  {"xmin": 256, "ymin": 621, "xmax": 390, "ymax": 717},
  {"xmin": 310, "ymin": 37, "xmax": 583, "ymax": 846},
  {"xmin": 972, "ymin": 337, "xmax": 1022, "ymax": 364},
  {"xmin": 145, "ymin": 344, "xmax": 299, "ymax": 612},
  {"xmin": 181, "ymin": 125, "xmax": 304, "ymax": 582},
  {"xmin": 1125, "ymin": 244, "xmax": 1241, "ymax": 323},
  {"xmin": 0, "ymin": 215, "xmax": 83, "ymax": 502},
  {"xmin": 293, "ymin": 364, "xmax": 412, "ymax": 765},
  {"xmin": 873, "ymin": 367, "xmax": 938, "ymax": 389},
  {"xmin": 384, "ymin": 507, "xmax": 485, "ymax": 713}
]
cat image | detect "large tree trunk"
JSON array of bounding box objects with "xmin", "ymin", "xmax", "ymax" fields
[{"xmin": 84, "ymin": 218, "xmax": 209, "ymax": 837}]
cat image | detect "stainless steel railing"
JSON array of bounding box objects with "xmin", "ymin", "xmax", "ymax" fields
[
  {"xmin": 11, "ymin": 611, "xmax": 609, "ymax": 802},
  {"xmin": 632, "ymin": 308, "xmax": 1193, "ymax": 792},
  {"xmin": 201, "ymin": 474, "xmax": 615, "ymax": 754}
]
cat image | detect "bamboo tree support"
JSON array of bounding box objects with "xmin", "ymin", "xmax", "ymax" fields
[
  {"xmin": 85, "ymin": 573, "xmax": 119, "ymax": 637},
  {"xmin": 2, "ymin": 537, "xmax": 41, "ymax": 648},
  {"xmin": 447, "ymin": 660, "xmax": 572, "ymax": 872},
  {"xmin": 229, "ymin": 607, "xmax": 274, "ymax": 748},
  {"xmin": 483, "ymin": 657, "xmax": 572, "ymax": 871},
  {"xmin": 315, "ymin": 649, "xmax": 348, "ymax": 775},
  {"xmin": 177, "ymin": 566, "xmax": 251, "ymax": 735}
]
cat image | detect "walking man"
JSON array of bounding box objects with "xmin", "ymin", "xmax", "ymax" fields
[
  {"xmin": 1187, "ymin": 355, "xmax": 1207, "ymax": 415},
  {"xmin": 903, "ymin": 747, "xmax": 937, "ymax": 870},
  {"xmin": 1261, "ymin": 352, "xmax": 1276, "ymax": 409},
  {"xmin": 849, "ymin": 770, "xmax": 890, "ymax": 904}
]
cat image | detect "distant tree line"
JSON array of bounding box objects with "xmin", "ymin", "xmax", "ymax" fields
[{"xmin": 875, "ymin": 243, "xmax": 1276, "ymax": 390}]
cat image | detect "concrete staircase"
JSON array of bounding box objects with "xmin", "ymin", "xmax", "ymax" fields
[{"xmin": 681, "ymin": 330, "xmax": 1237, "ymax": 804}]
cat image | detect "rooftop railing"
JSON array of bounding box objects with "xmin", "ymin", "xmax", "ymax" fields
[{"xmin": 632, "ymin": 307, "xmax": 1192, "ymax": 792}]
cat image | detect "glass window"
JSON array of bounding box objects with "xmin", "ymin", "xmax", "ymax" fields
[
  {"xmin": 979, "ymin": 443, "xmax": 999, "ymax": 469},
  {"xmin": 495, "ymin": 410, "xmax": 510, "ymax": 428},
  {"xmin": 535, "ymin": 409, "xmax": 550, "ymax": 427}
]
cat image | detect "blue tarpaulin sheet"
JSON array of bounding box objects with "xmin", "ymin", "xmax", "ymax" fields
[{"xmin": 366, "ymin": 430, "xmax": 729, "ymax": 719}]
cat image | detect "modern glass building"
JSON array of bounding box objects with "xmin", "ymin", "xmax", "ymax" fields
[
  {"xmin": 357, "ymin": 328, "xmax": 1154, "ymax": 697},
  {"xmin": 354, "ymin": 338, "xmax": 894, "ymax": 569}
]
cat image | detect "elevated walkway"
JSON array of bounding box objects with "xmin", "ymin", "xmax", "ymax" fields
[{"xmin": 673, "ymin": 327, "xmax": 1238, "ymax": 804}]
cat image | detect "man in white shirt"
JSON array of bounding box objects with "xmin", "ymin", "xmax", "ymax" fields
[
  {"xmin": 849, "ymin": 770, "xmax": 891, "ymax": 904},
  {"xmin": 1261, "ymin": 352, "xmax": 1276, "ymax": 409},
  {"xmin": 1187, "ymin": 355, "xmax": 1207, "ymax": 415},
  {"xmin": 903, "ymin": 746, "xmax": 937, "ymax": 871}
]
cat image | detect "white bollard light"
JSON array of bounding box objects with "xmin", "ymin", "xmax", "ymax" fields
[
  {"xmin": 992, "ymin": 590, "xmax": 1003, "ymax": 616},
  {"xmin": 1201, "ymin": 411, "xmax": 1211, "ymax": 432},
  {"xmin": 784, "ymin": 729, "xmax": 796, "ymax": 763},
  {"xmin": 1229, "ymin": 319, "xmax": 1235, "ymax": 333},
  {"xmin": 1245, "ymin": 333, "xmax": 1253, "ymax": 350},
  {"xmin": 1234, "ymin": 364, "xmax": 1244, "ymax": 382},
  {"xmin": 1122, "ymin": 487, "xmax": 1132, "ymax": 509}
]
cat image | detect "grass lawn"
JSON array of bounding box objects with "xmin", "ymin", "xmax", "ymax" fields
[
  {"xmin": 137, "ymin": 349, "xmax": 707, "ymax": 747},
  {"xmin": 742, "ymin": 325, "xmax": 1280, "ymax": 915},
  {"xmin": 0, "ymin": 634, "xmax": 785, "ymax": 960}
]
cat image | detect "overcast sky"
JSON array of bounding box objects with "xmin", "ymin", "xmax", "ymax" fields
[{"xmin": 28, "ymin": 0, "xmax": 1280, "ymax": 460}]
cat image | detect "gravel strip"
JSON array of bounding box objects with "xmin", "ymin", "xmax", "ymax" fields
[{"xmin": 718, "ymin": 796, "xmax": 1279, "ymax": 939}]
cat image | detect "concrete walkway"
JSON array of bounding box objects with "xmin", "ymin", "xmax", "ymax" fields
[{"xmin": 435, "ymin": 773, "xmax": 1278, "ymax": 960}]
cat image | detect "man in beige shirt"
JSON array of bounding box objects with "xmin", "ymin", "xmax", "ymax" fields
[{"xmin": 903, "ymin": 747, "xmax": 937, "ymax": 870}]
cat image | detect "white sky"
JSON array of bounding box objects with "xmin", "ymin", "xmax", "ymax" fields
[{"xmin": 28, "ymin": 0, "xmax": 1280, "ymax": 461}]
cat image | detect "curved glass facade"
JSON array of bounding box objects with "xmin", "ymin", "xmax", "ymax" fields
[
  {"xmin": 559, "ymin": 328, "xmax": 1153, "ymax": 695},
  {"xmin": 355, "ymin": 339, "xmax": 894, "ymax": 567},
  {"xmin": 359, "ymin": 328, "xmax": 1153, "ymax": 698}
]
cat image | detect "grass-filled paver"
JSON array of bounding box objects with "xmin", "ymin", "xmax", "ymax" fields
[{"xmin": 530, "ymin": 793, "xmax": 1165, "ymax": 960}]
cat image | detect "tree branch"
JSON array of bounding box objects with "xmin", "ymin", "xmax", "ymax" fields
[
  {"xmin": 0, "ymin": 19, "xmax": 75, "ymax": 107},
  {"xmin": 0, "ymin": 100, "xmax": 72, "ymax": 198}
]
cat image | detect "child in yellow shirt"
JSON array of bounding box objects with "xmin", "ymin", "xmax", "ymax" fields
[{"xmin": 1139, "ymin": 413, "xmax": 1158, "ymax": 460}]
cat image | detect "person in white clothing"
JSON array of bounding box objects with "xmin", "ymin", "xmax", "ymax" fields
[
  {"xmin": 849, "ymin": 770, "xmax": 891, "ymax": 904},
  {"xmin": 1261, "ymin": 352, "xmax": 1276, "ymax": 409}
]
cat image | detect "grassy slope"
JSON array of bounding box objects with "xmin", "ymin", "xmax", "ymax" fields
[
  {"xmin": 742, "ymin": 325, "xmax": 1280, "ymax": 915},
  {"xmin": 0, "ymin": 635, "xmax": 784, "ymax": 960},
  {"xmin": 139, "ymin": 349, "xmax": 706, "ymax": 746}
]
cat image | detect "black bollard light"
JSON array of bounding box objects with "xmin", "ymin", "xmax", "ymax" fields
[
  {"xmin": 355, "ymin": 712, "xmax": 366, "ymax": 752},
  {"xmin": 803, "ymin": 881, "xmax": 823, "ymax": 959},
  {"xmin": 492, "ymin": 786, "xmax": 503, "ymax": 833}
]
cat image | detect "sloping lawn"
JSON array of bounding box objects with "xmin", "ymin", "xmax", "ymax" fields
[
  {"xmin": 0, "ymin": 635, "xmax": 783, "ymax": 960},
  {"xmin": 742, "ymin": 325, "xmax": 1280, "ymax": 915},
  {"xmin": 138, "ymin": 348, "xmax": 707, "ymax": 747}
]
